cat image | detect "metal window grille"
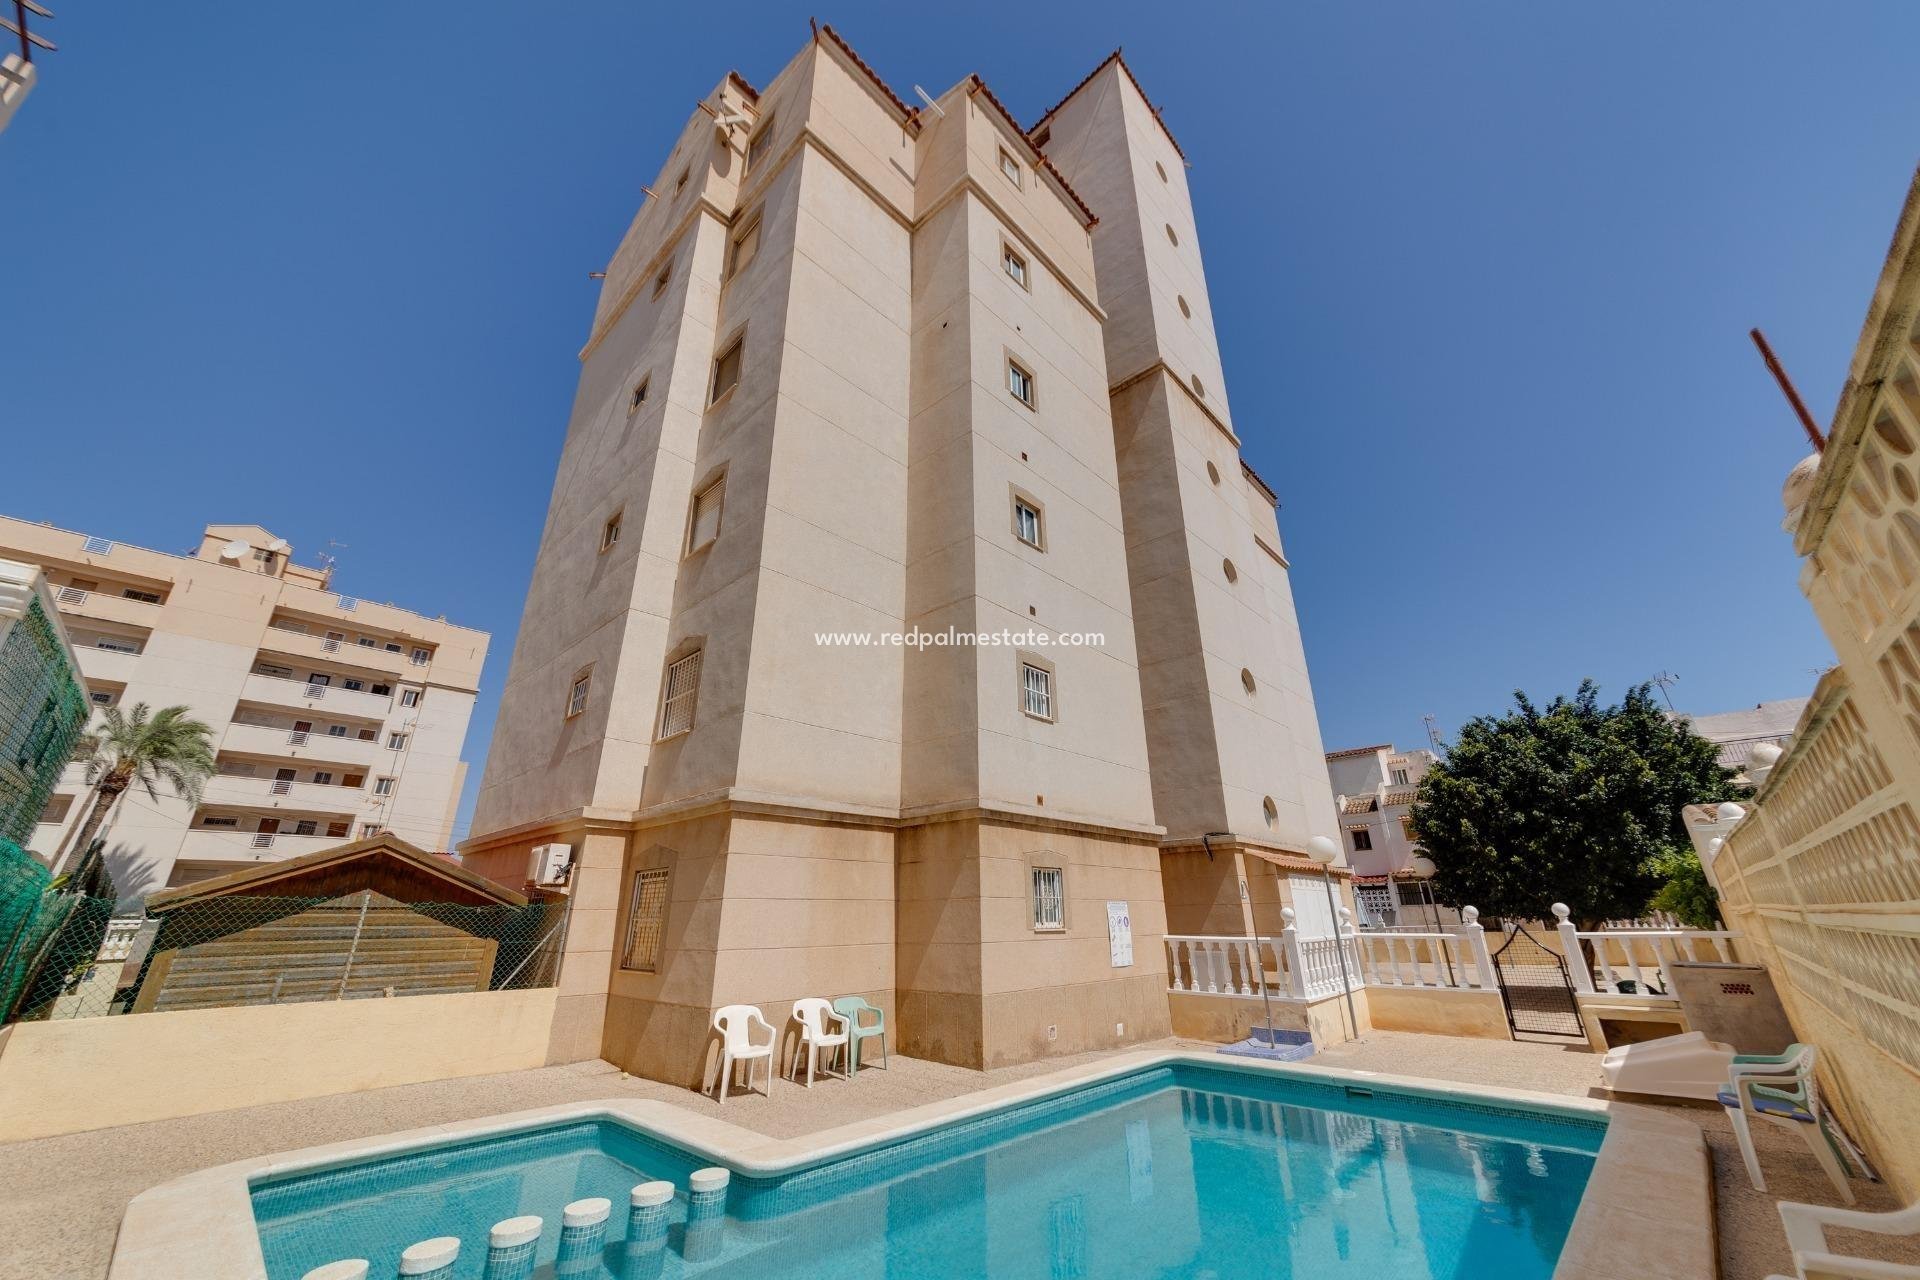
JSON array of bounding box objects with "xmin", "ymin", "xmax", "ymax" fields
[
  {"xmin": 1022, "ymin": 664, "xmax": 1052, "ymax": 719},
  {"xmin": 337, "ymin": 596, "xmax": 358, "ymax": 612},
  {"xmin": 1032, "ymin": 866, "xmax": 1065, "ymax": 931},
  {"xmin": 567, "ymin": 676, "xmax": 590, "ymax": 718},
  {"xmin": 690, "ymin": 478, "xmax": 725, "ymax": 550},
  {"xmin": 621, "ymin": 868, "xmax": 671, "ymax": 972},
  {"xmin": 293, "ymin": 820, "xmax": 317, "ymax": 836},
  {"xmin": 304, "ymin": 684, "xmax": 327, "ymax": 700},
  {"xmin": 269, "ymin": 780, "xmax": 292, "ymax": 796},
  {"xmin": 287, "ymin": 730, "xmax": 308, "ymax": 745},
  {"xmin": 251, "ymin": 833, "xmax": 274, "ymax": 849},
  {"xmin": 56, "ymin": 586, "xmax": 88, "ymax": 605},
  {"xmin": 81, "ymin": 536, "xmax": 114, "ymax": 555},
  {"xmin": 660, "ymin": 651, "xmax": 702, "ymax": 737}
]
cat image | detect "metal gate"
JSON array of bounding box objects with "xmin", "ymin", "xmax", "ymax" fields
[{"xmin": 1491, "ymin": 923, "xmax": 1584, "ymax": 1037}]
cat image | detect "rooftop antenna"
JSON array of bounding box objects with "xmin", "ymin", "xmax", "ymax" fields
[
  {"xmin": 317, "ymin": 538, "xmax": 348, "ymax": 573},
  {"xmin": 1, "ymin": 1, "xmax": 56, "ymax": 62},
  {"xmin": 1422, "ymin": 714, "xmax": 1445, "ymax": 753},
  {"xmin": 1749, "ymin": 328, "xmax": 1826, "ymax": 453},
  {"xmin": 1652, "ymin": 670, "xmax": 1680, "ymax": 712},
  {"xmin": 912, "ymin": 85, "xmax": 947, "ymax": 118}
]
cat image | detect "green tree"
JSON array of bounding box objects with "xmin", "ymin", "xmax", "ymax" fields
[
  {"xmin": 51, "ymin": 704, "xmax": 217, "ymax": 877},
  {"xmin": 1410, "ymin": 680, "xmax": 1736, "ymax": 928},
  {"xmin": 1646, "ymin": 846, "xmax": 1721, "ymax": 928}
]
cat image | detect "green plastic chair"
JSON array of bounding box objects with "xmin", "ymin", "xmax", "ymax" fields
[{"xmin": 832, "ymin": 996, "xmax": 888, "ymax": 1073}]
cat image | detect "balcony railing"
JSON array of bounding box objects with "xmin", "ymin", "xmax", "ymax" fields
[
  {"xmin": 1552, "ymin": 904, "xmax": 1740, "ymax": 999},
  {"xmin": 1169, "ymin": 908, "xmax": 1501, "ymax": 1002}
]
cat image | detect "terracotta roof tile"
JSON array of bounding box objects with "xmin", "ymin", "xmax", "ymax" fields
[
  {"xmin": 1029, "ymin": 49, "xmax": 1187, "ymax": 164},
  {"xmin": 818, "ymin": 23, "xmax": 918, "ymax": 127},
  {"xmin": 966, "ymin": 75, "xmax": 1097, "ymax": 227}
]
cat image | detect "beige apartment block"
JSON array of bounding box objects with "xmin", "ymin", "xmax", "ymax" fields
[
  {"xmin": 462, "ymin": 27, "xmax": 1346, "ymax": 1085},
  {"xmin": 1697, "ymin": 164, "xmax": 1920, "ymax": 1200},
  {"xmin": 3, "ymin": 516, "xmax": 487, "ymax": 902}
]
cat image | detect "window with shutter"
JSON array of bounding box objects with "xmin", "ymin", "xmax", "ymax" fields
[
  {"xmin": 659, "ymin": 650, "xmax": 703, "ymax": 737},
  {"xmin": 688, "ymin": 477, "xmax": 725, "ymax": 552},
  {"xmin": 1032, "ymin": 866, "xmax": 1064, "ymax": 931}
]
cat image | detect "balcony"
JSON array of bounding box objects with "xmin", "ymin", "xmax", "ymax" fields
[
  {"xmin": 260, "ymin": 626, "xmax": 413, "ymax": 676},
  {"xmin": 75, "ymin": 646, "xmax": 142, "ymax": 685},
  {"xmin": 176, "ymin": 829, "xmax": 348, "ymax": 866},
  {"xmin": 240, "ymin": 671, "xmax": 394, "ymax": 720},
  {"xmin": 219, "ymin": 722, "xmax": 383, "ymax": 768},
  {"xmin": 53, "ymin": 587, "xmax": 164, "ymax": 630},
  {"xmin": 202, "ymin": 773, "xmax": 371, "ymax": 814}
]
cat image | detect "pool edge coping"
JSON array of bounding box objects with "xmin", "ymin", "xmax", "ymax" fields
[{"xmin": 108, "ymin": 1049, "xmax": 1712, "ymax": 1280}]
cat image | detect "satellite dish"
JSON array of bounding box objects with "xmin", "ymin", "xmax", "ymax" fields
[
  {"xmin": 267, "ymin": 538, "xmax": 291, "ymax": 554},
  {"xmin": 219, "ymin": 539, "xmax": 251, "ymax": 561}
]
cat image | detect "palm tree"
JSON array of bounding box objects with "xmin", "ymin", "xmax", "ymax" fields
[{"xmin": 51, "ymin": 704, "xmax": 216, "ymax": 877}]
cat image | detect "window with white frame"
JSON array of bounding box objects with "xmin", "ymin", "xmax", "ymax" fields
[
  {"xmin": 411, "ymin": 647, "xmax": 431, "ymax": 666},
  {"xmin": 387, "ymin": 732, "xmax": 409, "ymax": 750},
  {"xmin": 710, "ymin": 336, "xmax": 743, "ymax": 404},
  {"xmin": 1007, "ymin": 358, "xmax": 1035, "ymax": 408},
  {"xmin": 373, "ymin": 776, "xmax": 395, "ymax": 796},
  {"xmin": 621, "ymin": 867, "xmax": 671, "ymax": 972},
  {"xmin": 729, "ymin": 214, "xmax": 761, "ymax": 280},
  {"xmin": 1002, "ymin": 242, "xmax": 1029, "ymax": 289},
  {"xmin": 659, "ymin": 650, "xmax": 703, "ymax": 738},
  {"xmin": 1022, "ymin": 662, "xmax": 1053, "ymax": 720},
  {"xmin": 400, "ymin": 689, "xmax": 422, "ymax": 708},
  {"xmin": 1389, "ymin": 768, "xmax": 1409, "ymax": 785},
  {"xmin": 1031, "ymin": 865, "xmax": 1064, "ymax": 931},
  {"xmin": 313, "ymin": 771, "xmax": 334, "ymax": 785},
  {"xmin": 1013, "ymin": 496, "xmax": 1043, "ymax": 549},
  {"xmin": 999, "ymin": 147, "xmax": 1023, "ymax": 187},
  {"xmin": 361, "ymin": 824, "xmax": 384, "ymax": 838},
  {"xmin": 688, "ymin": 476, "xmax": 725, "ymax": 552},
  {"xmin": 1350, "ymin": 828, "xmax": 1373, "ymax": 852},
  {"xmin": 327, "ymin": 724, "xmax": 348, "ymax": 737},
  {"xmin": 567, "ymin": 671, "xmax": 591, "ymax": 718},
  {"xmin": 384, "ymin": 642, "xmax": 403, "ymax": 654}
]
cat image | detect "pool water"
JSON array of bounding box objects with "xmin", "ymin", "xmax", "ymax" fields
[{"xmin": 253, "ymin": 1064, "xmax": 1602, "ymax": 1279}]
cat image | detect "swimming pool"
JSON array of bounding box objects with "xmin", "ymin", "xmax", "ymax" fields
[{"xmin": 250, "ymin": 1061, "xmax": 1605, "ymax": 1280}]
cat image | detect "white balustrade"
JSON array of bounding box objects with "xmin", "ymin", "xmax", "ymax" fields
[{"xmin": 1552, "ymin": 903, "xmax": 1739, "ymax": 999}]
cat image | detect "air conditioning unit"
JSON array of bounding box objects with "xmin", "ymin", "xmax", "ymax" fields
[{"xmin": 528, "ymin": 842, "xmax": 575, "ymax": 888}]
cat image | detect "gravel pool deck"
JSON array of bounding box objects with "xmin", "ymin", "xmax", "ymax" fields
[{"xmin": 1, "ymin": 1029, "xmax": 1912, "ymax": 1279}]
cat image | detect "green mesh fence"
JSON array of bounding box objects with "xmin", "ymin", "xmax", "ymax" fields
[
  {"xmin": 7, "ymin": 889, "xmax": 570, "ymax": 1024},
  {"xmin": 0, "ymin": 595, "xmax": 90, "ymax": 846},
  {"xmin": 0, "ymin": 838, "xmax": 58, "ymax": 1018}
]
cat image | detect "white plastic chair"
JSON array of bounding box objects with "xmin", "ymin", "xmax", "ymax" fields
[
  {"xmin": 788, "ymin": 997, "xmax": 851, "ymax": 1087},
  {"xmin": 1718, "ymin": 1044, "xmax": 1856, "ymax": 1203},
  {"xmin": 709, "ymin": 1004, "xmax": 775, "ymax": 1105},
  {"xmin": 1764, "ymin": 1198, "xmax": 1920, "ymax": 1280}
]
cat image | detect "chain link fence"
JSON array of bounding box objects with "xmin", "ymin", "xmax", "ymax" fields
[
  {"xmin": 0, "ymin": 592, "xmax": 91, "ymax": 847},
  {"xmin": 6, "ymin": 887, "xmax": 569, "ymax": 1024}
]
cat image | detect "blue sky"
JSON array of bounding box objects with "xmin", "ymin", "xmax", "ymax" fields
[{"xmin": 6, "ymin": 3, "xmax": 1916, "ymax": 846}]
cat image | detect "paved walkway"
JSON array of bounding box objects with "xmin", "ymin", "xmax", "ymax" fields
[{"xmin": 2, "ymin": 1031, "xmax": 1913, "ymax": 1279}]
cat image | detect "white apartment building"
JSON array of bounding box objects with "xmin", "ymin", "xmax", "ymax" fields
[
  {"xmin": 3, "ymin": 516, "xmax": 488, "ymax": 902},
  {"xmin": 1325, "ymin": 743, "xmax": 1440, "ymax": 925}
]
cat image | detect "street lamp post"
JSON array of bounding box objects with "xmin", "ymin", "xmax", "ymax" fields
[
  {"xmin": 1408, "ymin": 854, "xmax": 1455, "ymax": 985},
  {"xmin": 1306, "ymin": 835, "xmax": 1360, "ymax": 1041}
]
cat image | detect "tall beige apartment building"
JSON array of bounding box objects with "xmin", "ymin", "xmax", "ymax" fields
[
  {"xmin": 462, "ymin": 28, "xmax": 1344, "ymax": 1081},
  {"xmin": 3, "ymin": 516, "xmax": 487, "ymax": 901}
]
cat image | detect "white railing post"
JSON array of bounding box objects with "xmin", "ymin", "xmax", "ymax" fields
[
  {"xmin": 1460, "ymin": 906, "xmax": 1497, "ymax": 990},
  {"xmin": 1553, "ymin": 903, "xmax": 1595, "ymax": 993},
  {"xmin": 1280, "ymin": 908, "xmax": 1306, "ymax": 998}
]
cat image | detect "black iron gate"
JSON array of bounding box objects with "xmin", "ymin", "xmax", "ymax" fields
[{"xmin": 1491, "ymin": 924, "xmax": 1584, "ymax": 1037}]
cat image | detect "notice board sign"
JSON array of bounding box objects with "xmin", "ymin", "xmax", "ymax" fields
[{"xmin": 1107, "ymin": 900, "xmax": 1134, "ymax": 968}]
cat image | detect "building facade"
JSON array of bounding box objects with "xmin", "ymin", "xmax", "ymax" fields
[
  {"xmin": 2, "ymin": 516, "xmax": 487, "ymax": 901},
  {"xmin": 1324, "ymin": 743, "xmax": 1439, "ymax": 925},
  {"xmin": 461, "ymin": 28, "xmax": 1344, "ymax": 1083},
  {"xmin": 1691, "ymin": 165, "xmax": 1920, "ymax": 1200},
  {"xmin": 0, "ymin": 559, "xmax": 89, "ymax": 848}
]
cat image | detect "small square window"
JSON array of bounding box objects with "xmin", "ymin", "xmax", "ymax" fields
[
  {"xmin": 675, "ymin": 166, "xmax": 690, "ymax": 193},
  {"xmin": 601, "ymin": 511, "xmax": 623, "ymax": 552},
  {"xmin": 1351, "ymin": 829, "xmax": 1373, "ymax": 852},
  {"xmin": 313, "ymin": 771, "xmax": 333, "ymax": 786},
  {"xmin": 629, "ymin": 377, "xmax": 650, "ymax": 414},
  {"xmin": 361, "ymin": 824, "xmax": 384, "ymax": 839},
  {"xmin": 400, "ymin": 688, "xmax": 422, "ymax": 708},
  {"xmin": 729, "ymin": 215, "xmax": 761, "ymax": 280},
  {"xmin": 567, "ymin": 671, "xmax": 591, "ymax": 719},
  {"xmin": 1390, "ymin": 768, "xmax": 1409, "ymax": 786},
  {"xmin": 357, "ymin": 637, "xmax": 376, "ymax": 648},
  {"xmin": 384, "ymin": 642, "xmax": 402, "ymax": 653},
  {"xmin": 1002, "ymin": 242, "xmax": 1029, "ymax": 290},
  {"xmin": 1007, "ymin": 358, "xmax": 1035, "ymax": 408},
  {"xmin": 358, "ymin": 728, "xmax": 378, "ymax": 741},
  {"xmin": 710, "ymin": 336, "xmax": 744, "ymax": 405},
  {"xmin": 326, "ymin": 821, "xmax": 351, "ymax": 839},
  {"xmin": 327, "ymin": 724, "xmax": 348, "ymax": 737},
  {"xmin": 411, "ymin": 647, "xmax": 431, "ymax": 666},
  {"xmin": 1013, "ymin": 495, "xmax": 1044, "ymax": 549},
  {"xmin": 343, "ymin": 679, "xmax": 365, "ymax": 692},
  {"xmin": 1031, "ymin": 866, "xmax": 1064, "ymax": 931},
  {"xmin": 1022, "ymin": 662, "xmax": 1053, "ymax": 721},
  {"xmin": 746, "ymin": 116, "xmax": 776, "ymax": 175},
  {"xmin": 374, "ymin": 776, "xmax": 395, "ymax": 796},
  {"xmin": 653, "ymin": 262, "xmax": 671, "ymax": 299},
  {"xmin": 999, "ymin": 147, "xmax": 1023, "ymax": 187},
  {"xmin": 387, "ymin": 732, "xmax": 409, "ymax": 750},
  {"xmin": 688, "ymin": 476, "xmax": 725, "ymax": 553},
  {"xmin": 659, "ymin": 649, "xmax": 703, "ymax": 738},
  {"xmin": 622, "ymin": 867, "xmax": 671, "ymax": 972},
  {"xmin": 89, "ymin": 690, "xmax": 115, "ymax": 706}
]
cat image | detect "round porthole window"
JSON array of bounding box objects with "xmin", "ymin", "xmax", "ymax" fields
[
  {"xmin": 1191, "ymin": 374, "xmax": 1205, "ymax": 399},
  {"xmin": 1206, "ymin": 461, "xmax": 1220, "ymax": 485},
  {"xmin": 1165, "ymin": 223, "xmax": 1179, "ymax": 246},
  {"xmin": 1155, "ymin": 161, "xmax": 1168, "ymax": 183},
  {"xmin": 1241, "ymin": 668, "xmax": 1256, "ymax": 695},
  {"xmin": 1178, "ymin": 295, "xmax": 1191, "ymax": 319},
  {"xmin": 1222, "ymin": 558, "xmax": 1237, "ymax": 583},
  {"xmin": 1262, "ymin": 796, "xmax": 1278, "ymax": 829}
]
